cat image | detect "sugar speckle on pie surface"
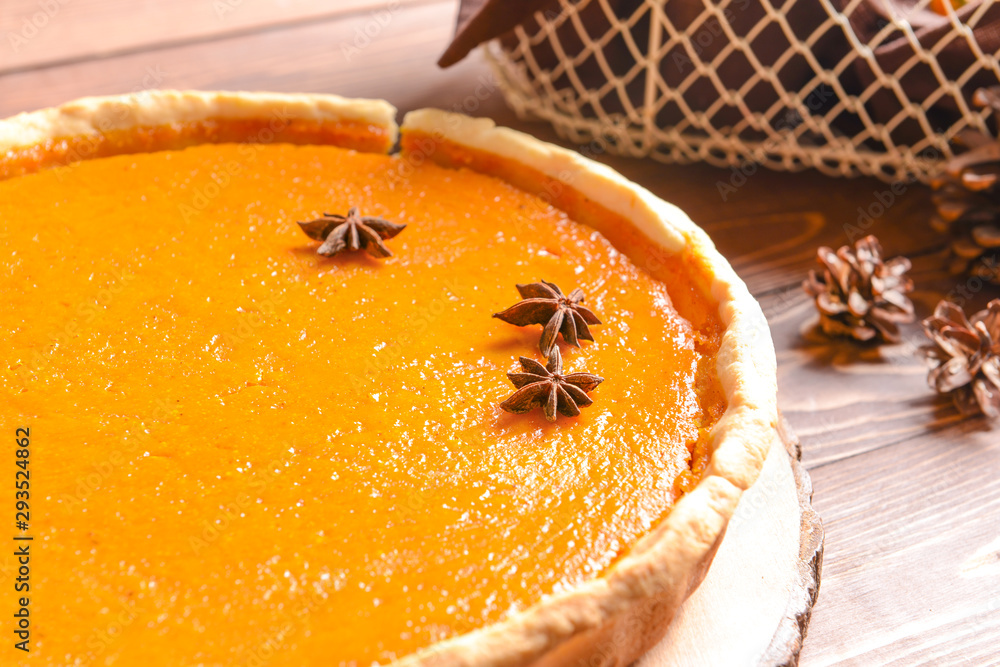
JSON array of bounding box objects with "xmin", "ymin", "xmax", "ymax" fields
[{"xmin": 0, "ymin": 142, "xmax": 724, "ymax": 665}]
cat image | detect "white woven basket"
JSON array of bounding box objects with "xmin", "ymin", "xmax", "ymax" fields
[{"xmin": 484, "ymin": 0, "xmax": 1000, "ymax": 183}]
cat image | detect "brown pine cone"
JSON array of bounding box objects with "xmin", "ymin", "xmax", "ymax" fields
[
  {"xmin": 803, "ymin": 235, "xmax": 914, "ymax": 343},
  {"xmin": 921, "ymin": 299, "xmax": 1000, "ymax": 419},
  {"xmin": 931, "ymin": 87, "xmax": 1000, "ymax": 285}
]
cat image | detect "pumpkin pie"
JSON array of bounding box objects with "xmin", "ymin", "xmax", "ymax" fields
[{"xmin": 0, "ymin": 91, "xmax": 778, "ymax": 665}]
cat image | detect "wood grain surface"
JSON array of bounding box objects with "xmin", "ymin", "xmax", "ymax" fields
[{"xmin": 2, "ymin": 1, "xmax": 998, "ymax": 664}]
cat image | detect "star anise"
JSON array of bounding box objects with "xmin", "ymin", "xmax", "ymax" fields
[
  {"xmin": 921, "ymin": 299, "xmax": 1000, "ymax": 419},
  {"xmin": 297, "ymin": 207, "xmax": 406, "ymax": 258},
  {"xmin": 499, "ymin": 347, "xmax": 604, "ymax": 422},
  {"xmin": 493, "ymin": 281, "xmax": 601, "ymax": 355}
]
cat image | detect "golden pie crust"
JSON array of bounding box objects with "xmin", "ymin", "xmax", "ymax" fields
[{"xmin": 0, "ymin": 90, "xmax": 778, "ymax": 665}]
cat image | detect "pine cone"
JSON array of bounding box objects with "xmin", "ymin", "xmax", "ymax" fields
[
  {"xmin": 931, "ymin": 87, "xmax": 1000, "ymax": 284},
  {"xmin": 921, "ymin": 299, "xmax": 1000, "ymax": 418},
  {"xmin": 803, "ymin": 235, "xmax": 914, "ymax": 343}
]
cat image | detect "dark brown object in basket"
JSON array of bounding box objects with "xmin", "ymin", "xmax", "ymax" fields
[{"xmin": 441, "ymin": 0, "xmax": 1000, "ymax": 149}]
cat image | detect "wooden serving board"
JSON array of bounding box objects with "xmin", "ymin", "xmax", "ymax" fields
[{"xmin": 640, "ymin": 418, "xmax": 824, "ymax": 666}]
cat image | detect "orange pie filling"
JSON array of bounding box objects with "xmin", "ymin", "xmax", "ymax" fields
[{"xmin": 0, "ymin": 140, "xmax": 724, "ymax": 664}]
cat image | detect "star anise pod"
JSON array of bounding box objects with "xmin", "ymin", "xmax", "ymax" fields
[
  {"xmin": 493, "ymin": 281, "xmax": 601, "ymax": 356},
  {"xmin": 921, "ymin": 299, "xmax": 1000, "ymax": 419},
  {"xmin": 803, "ymin": 235, "xmax": 914, "ymax": 343},
  {"xmin": 297, "ymin": 206, "xmax": 406, "ymax": 258},
  {"xmin": 499, "ymin": 347, "xmax": 604, "ymax": 422}
]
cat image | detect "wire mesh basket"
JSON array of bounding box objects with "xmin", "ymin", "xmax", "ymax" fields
[{"xmin": 483, "ymin": 0, "xmax": 1000, "ymax": 183}]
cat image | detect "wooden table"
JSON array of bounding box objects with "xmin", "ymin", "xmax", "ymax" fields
[{"xmin": 3, "ymin": 1, "xmax": 999, "ymax": 664}]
